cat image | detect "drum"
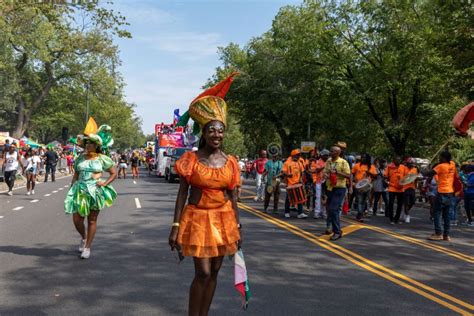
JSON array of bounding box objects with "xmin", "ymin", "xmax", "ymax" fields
[
  {"xmin": 287, "ymin": 184, "xmax": 307, "ymax": 205},
  {"xmin": 399, "ymin": 173, "xmax": 418, "ymax": 186},
  {"xmin": 355, "ymin": 178, "xmax": 372, "ymax": 193},
  {"xmin": 266, "ymin": 178, "xmax": 281, "ymax": 194}
]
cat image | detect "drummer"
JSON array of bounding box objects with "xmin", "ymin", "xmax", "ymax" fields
[
  {"xmin": 352, "ymin": 153, "xmax": 377, "ymax": 222},
  {"xmin": 263, "ymin": 153, "xmax": 283, "ymax": 214},
  {"xmin": 402, "ymin": 158, "xmax": 419, "ymax": 224},
  {"xmin": 384, "ymin": 156, "xmax": 407, "ymax": 224},
  {"xmin": 283, "ymin": 149, "xmax": 308, "ymax": 219}
]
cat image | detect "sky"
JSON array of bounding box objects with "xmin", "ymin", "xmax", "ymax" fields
[{"xmin": 110, "ymin": 0, "xmax": 302, "ymax": 134}]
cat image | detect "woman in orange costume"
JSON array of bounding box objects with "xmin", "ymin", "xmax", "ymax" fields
[{"xmin": 168, "ymin": 74, "xmax": 241, "ymax": 316}]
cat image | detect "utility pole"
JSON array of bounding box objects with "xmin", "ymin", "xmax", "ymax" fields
[
  {"xmin": 85, "ymin": 80, "xmax": 90, "ymax": 123},
  {"xmin": 307, "ymin": 112, "xmax": 311, "ymax": 140}
]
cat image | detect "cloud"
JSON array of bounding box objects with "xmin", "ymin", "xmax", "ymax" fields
[
  {"xmin": 111, "ymin": 2, "xmax": 178, "ymax": 25},
  {"xmin": 137, "ymin": 32, "xmax": 222, "ymax": 60},
  {"xmin": 122, "ymin": 68, "xmax": 215, "ymax": 133}
]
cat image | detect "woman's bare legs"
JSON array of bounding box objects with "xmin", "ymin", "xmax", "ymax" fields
[
  {"xmin": 85, "ymin": 211, "xmax": 99, "ymax": 248},
  {"xmin": 73, "ymin": 213, "xmax": 86, "ymax": 240},
  {"xmin": 189, "ymin": 256, "xmax": 224, "ymax": 316}
]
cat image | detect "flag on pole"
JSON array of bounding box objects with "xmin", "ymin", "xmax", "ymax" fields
[
  {"xmin": 234, "ymin": 249, "xmax": 251, "ymax": 310},
  {"xmin": 173, "ymin": 109, "xmax": 180, "ymax": 125}
]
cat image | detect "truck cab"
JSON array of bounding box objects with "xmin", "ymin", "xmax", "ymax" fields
[{"xmin": 164, "ymin": 147, "xmax": 192, "ymax": 182}]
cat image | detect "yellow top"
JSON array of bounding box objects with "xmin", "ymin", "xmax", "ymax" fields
[{"xmin": 324, "ymin": 157, "xmax": 350, "ymax": 191}]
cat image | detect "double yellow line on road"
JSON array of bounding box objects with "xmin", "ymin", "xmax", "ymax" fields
[
  {"xmin": 238, "ymin": 202, "xmax": 474, "ymax": 315},
  {"xmin": 241, "ymin": 187, "xmax": 474, "ymax": 264},
  {"xmin": 342, "ymin": 218, "xmax": 474, "ymax": 264}
]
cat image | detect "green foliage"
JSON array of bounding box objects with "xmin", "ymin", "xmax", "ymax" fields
[
  {"xmin": 223, "ymin": 113, "xmax": 247, "ymax": 157},
  {"xmin": 0, "ymin": 1, "xmax": 143, "ymax": 149},
  {"xmin": 212, "ymin": 0, "xmax": 473, "ymax": 157}
]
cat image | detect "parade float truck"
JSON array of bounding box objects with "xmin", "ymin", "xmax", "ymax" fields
[{"xmin": 154, "ymin": 123, "xmax": 193, "ymax": 181}]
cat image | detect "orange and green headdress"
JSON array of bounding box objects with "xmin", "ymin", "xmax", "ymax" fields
[{"xmin": 177, "ymin": 72, "xmax": 238, "ymax": 134}]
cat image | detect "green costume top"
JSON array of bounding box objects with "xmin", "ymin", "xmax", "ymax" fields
[{"xmin": 64, "ymin": 154, "xmax": 117, "ymax": 217}]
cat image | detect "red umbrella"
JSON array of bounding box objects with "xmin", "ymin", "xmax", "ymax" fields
[{"xmin": 452, "ymin": 102, "xmax": 474, "ymax": 136}]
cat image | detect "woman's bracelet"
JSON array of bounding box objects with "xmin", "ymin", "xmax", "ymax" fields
[
  {"xmin": 237, "ymin": 223, "xmax": 242, "ymax": 229},
  {"xmin": 172, "ymin": 222, "xmax": 180, "ymax": 228}
]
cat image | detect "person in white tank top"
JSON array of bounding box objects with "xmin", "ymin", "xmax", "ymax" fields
[{"xmin": 3, "ymin": 143, "xmax": 20, "ymax": 195}]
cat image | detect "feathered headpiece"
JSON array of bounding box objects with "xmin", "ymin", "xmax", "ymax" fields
[
  {"xmin": 177, "ymin": 72, "xmax": 238, "ymax": 134},
  {"xmin": 78, "ymin": 117, "xmax": 114, "ymax": 154}
]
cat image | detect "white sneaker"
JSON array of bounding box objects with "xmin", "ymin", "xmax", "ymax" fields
[
  {"xmin": 253, "ymin": 196, "xmax": 258, "ymax": 202},
  {"xmin": 405, "ymin": 215, "xmax": 410, "ymax": 224},
  {"xmin": 7, "ymin": 191, "xmax": 12, "ymax": 196},
  {"xmin": 80, "ymin": 248, "xmax": 90, "ymax": 259},
  {"xmin": 31, "ymin": 190, "xmax": 35, "ymax": 195},
  {"xmin": 284, "ymin": 213, "xmax": 290, "ymax": 218},
  {"xmin": 297, "ymin": 213, "xmax": 308, "ymax": 219},
  {"xmin": 26, "ymin": 191, "xmax": 31, "ymax": 196},
  {"xmin": 78, "ymin": 239, "xmax": 86, "ymax": 253}
]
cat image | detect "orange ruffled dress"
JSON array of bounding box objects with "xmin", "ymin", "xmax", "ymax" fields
[{"xmin": 175, "ymin": 152, "xmax": 241, "ymax": 258}]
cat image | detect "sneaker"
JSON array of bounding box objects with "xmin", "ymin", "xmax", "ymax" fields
[
  {"xmin": 284, "ymin": 213, "xmax": 290, "ymax": 218},
  {"xmin": 451, "ymin": 220, "xmax": 458, "ymax": 226},
  {"xmin": 313, "ymin": 214, "xmax": 321, "ymax": 219},
  {"xmin": 428, "ymin": 234, "xmax": 443, "ymax": 241},
  {"xmin": 405, "ymin": 215, "xmax": 410, "ymax": 224},
  {"xmin": 253, "ymin": 197, "xmax": 259, "ymax": 202},
  {"xmin": 466, "ymin": 222, "xmax": 474, "ymax": 227},
  {"xmin": 297, "ymin": 213, "xmax": 308, "ymax": 219},
  {"xmin": 390, "ymin": 221, "xmax": 395, "ymax": 225},
  {"xmin": 80, "ymin": 248, "xmax": 91, "ymax": 259},
  {"xmin": 443, "ymin": 235, "xmax": 451, "ymax": 242},
  {"xmin": 263, "ymin": 208, "xmax": 268, "ymax": 213},
  {"xmin": 78, "ymin": 239, "xmax": 86, "ymax": 253},
  {"xmin": 7, "ymin": 191, "xmax": 12, "ymax": 196},
  {"xmin": 31, "ymin": 190, "xmax": 35, "ymax": 195},
  {"xmin": 322, "ymin": 230, "xmax": 331, "ymax": 235},
  {"xmin": 330, "ymin": 233, "xmax": 342, "ymax": 241},
  {"xmin": 26, "ymin": 191, "xmax": 31, "ymax": 196}
]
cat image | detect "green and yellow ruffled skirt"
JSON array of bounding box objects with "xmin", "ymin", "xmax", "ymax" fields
[{"xmin": 64, "ymin": 180, "xmax": 117, "ymax": 217}]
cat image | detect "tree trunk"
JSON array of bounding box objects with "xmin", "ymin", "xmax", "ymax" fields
[{"xmin": 12, "ymin": 96, "xmax": 26, "ymax": 138}]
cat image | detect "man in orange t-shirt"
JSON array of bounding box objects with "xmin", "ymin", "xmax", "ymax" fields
[
  {"xmin": 352, "ymin": 153, "xmax": 377, "ymax": 222},
  {"xmin": 307, "ymin": 149, "xmax": 328, "ymax": 218},
  {"xmin": 283, "ymin": 149, "xmax": 307, "ymax": 219},
  {"xmin": 384, "ymin": 156, "xmax": 407, "ymax": 224},
  {"xmin": 428, "ymin": 151, "xmax": 457, "ymax": 241},
  {"xmin": 402, "ymin": 158, "xmax": 419, "ymax": 223}
]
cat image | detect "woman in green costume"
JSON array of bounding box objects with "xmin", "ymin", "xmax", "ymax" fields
[{"xmin": 65, "ymin": 119, "xmax": 117, "ymax": 259}]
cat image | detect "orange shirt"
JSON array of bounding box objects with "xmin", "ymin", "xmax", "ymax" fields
[
  {"xmin": 403, "ymin": 167, "xmax": 418, "ymax": 191},
  {"xmin": 433, "ymin": 161, "xmax": 457, "ymax": 194},
  {"xmin": 352, "ymin": 163, "xmax": 377, "ymax": 183},
  {"xmin": 384, "ymin": 164, "xmax": 406, "ymax": 193},
  {"xmin": 308, "ymin": 159, "xmax": 326, "ymax": 184},
  {"xmin": 175, "ymin": 151, "xmax": 241, "ymax": 209},
  {"xmin": 283, "ymin": 158, "xmax": 304, "ymax": 186}
]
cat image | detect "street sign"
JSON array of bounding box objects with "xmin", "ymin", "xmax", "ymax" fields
[{"xmin": 301, "ymin": 141, "xmax": 315, "ymax": 153}]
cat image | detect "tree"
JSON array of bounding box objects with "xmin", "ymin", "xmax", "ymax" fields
[
  {"xmin": 211, "ymin": 0, "xmax": 472, "ymax": 157},
  {"xmin": 0, "ymin": 1, "xmax": 130, "ymax": 138}
]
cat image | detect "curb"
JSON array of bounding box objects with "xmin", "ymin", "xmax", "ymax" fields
[{"xmin": 0, "ymin": 174, "xmax": 72, "ymax": 194}]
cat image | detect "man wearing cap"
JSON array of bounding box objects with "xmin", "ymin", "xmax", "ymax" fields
[
  {"xmin": 323, "ymin": 146, "xmax": 351, "ymax": 240},
  {"xmin": 283, "ymin": 149, "xmax": 308, "ymax": 219},
  {"xmin": 402, "ymin": 158, "xmax": 419, "ymax": 224},
  {"xmin": 310, "ymin": 149, "xmax": 329, "ymax": 218}
]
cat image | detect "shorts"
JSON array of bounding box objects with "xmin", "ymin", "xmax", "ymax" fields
[
  {"xmin": 404, "ymin": 188, "xmax": 416, "ymax": 207},
  {"xmin": 119, "ymin": 163, "xmax": 128, "ymax": 169},
  {"xmin": 26, "ymin": 167, "xmax": 37, "ymax": 175}
]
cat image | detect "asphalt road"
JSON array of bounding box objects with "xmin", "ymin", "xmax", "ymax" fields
[{"xmin": 0, "ymin": 169, "xmax": 473, "ymax": 315}]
